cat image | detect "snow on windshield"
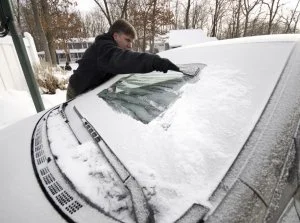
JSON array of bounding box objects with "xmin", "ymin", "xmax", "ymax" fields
[
  {"xmin": 48, "ymin": 64, "xmax": 252, "ymax": 222},
  {"xmin": 69, "ymin": 65, "xmax": 252, "ymax": 222},
  {"xmin": 48, "ymin": 40, "xmax": 294, "ymax": 222}
]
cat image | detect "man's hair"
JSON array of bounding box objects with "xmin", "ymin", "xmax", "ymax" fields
[{"xmin": 108, "ymin": 19, "xmax": 137, "ymax": 39}]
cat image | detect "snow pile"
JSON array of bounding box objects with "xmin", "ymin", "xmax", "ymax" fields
[
  {"xmin": 0, "ymin": 62, "xmax": 74, "ymax": 130},
  {"xmin": 0, "ymin": 89, "xmax": 66, "ymax": 129}
]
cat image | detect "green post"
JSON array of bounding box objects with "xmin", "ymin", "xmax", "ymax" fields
[{"xmin": 1, "ymin": 0, "xmax": 45, "ymax": 112}]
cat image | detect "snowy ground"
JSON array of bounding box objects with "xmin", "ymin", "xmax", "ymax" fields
[
  {"xmin": 0, "ymin": 89, "xmax": 66, "ymax": 130},
  {"xmin": 0, "ymin": 63, "xmax": 77, "ymax": 130}
]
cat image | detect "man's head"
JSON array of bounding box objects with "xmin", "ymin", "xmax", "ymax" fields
[{"xmin": 108, "ymin": 19, "xmax": 137, "ymax": 50}]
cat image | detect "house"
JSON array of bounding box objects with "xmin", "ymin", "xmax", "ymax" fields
[
  {"xmin": 37, "ymin": 37, "xmax": 95, "ymax": 65},
  {"xmin": 152, "ymin": 29, "xmax": 217, "ymax": 53},
  {"xmin": 55, "ymin": 37, "xmax": 94, "ymax": 65}
]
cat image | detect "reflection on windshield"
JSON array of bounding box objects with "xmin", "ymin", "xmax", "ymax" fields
[{"xmin": 98, "ymin": 72, "xmax": 191, "ymax": 124}]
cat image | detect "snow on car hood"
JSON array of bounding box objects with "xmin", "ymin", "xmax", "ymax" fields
[{"xmin": 50, "ymin": 39, "xmax": 295, "ymax": 222}]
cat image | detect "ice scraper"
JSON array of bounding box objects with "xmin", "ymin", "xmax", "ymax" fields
[{"xmin": 177, "ymin": 63, "xmax": 206, "ymax": 77}]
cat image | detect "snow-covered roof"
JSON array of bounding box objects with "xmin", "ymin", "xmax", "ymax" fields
[
  {"xmin": 168, "ymin": 29, "xmax": 217, "ymax": 48},
  {"xmin": 55, "ymin": 49, "xmax": 86, "ymax": 54},
  {"xmin": 68, "ymin": 37, "xmax": 95, "ymax": 43},
  {"xmin": 69, "ymin": 49, "xmax": 86, "ymax": 53}
]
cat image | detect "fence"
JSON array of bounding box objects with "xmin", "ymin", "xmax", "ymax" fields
[{"xmin": 0, "ymin": 32, "xmax": 40, "ymax": 94}]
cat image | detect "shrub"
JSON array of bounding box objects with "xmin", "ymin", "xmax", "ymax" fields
[{"xmin": 34, "ymin": 62, "xmax": 68, "ymax": 94}]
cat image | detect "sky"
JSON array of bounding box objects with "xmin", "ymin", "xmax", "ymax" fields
[{"xmin": 75, "ymin": 0, "xmax": 97, "ymax": 12}]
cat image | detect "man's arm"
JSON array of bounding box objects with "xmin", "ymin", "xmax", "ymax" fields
[{"xmin": 96, "ymin": 40, "xmax": 178, "ymax": 74}]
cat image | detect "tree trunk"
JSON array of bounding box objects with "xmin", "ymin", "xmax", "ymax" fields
[
  {"xmin": 243, "ymin": 0, "xmax": 261, "ymax": 36},
  {"xmin": 150, "ymin": 0, "xmax": 157, "ymax": 53},
  {"xmin": 142, "ymin": 11, "xmax": 147, "ymax": 52},
  {"xmin": 94, "ymin": 0, "xmax": 112, "ymax": 26},
  {"xmin": 185, "ymin": 0, "xmax": 191, "ymax": 29},
  {"xmin": 211, "ymin": 0, "xmax": 219, "ymax": 37},
  {"xmin": 174, "ymin": 0, "xmax": 179, "ymax": 29},
  {"xmin": 121, "ymin": 0, "xmax": 129, "ymax": 19},
  {"xmin": 30, "ymin": 0, "xmax": 52, "ymax": 64},
  {"xmin": 235, "ymin": 0, "xmax": 242, "ymax": 37},
  {"xmin": 243, "ymin": 15, "xmax": 249, "ymax": 36},
  {"xmin": 40, "ymin": 0, "xmax": 56, "ymax": 64}
]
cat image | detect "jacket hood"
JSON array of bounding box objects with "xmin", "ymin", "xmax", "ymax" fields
[{"xmin": 95, "ymin": 33, "xmax": 116, "ymax": 44}]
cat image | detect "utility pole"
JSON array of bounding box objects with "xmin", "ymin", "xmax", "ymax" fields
[{"xmin": 0, "ymin": 0, "xmax": 45, "ymax": 112}]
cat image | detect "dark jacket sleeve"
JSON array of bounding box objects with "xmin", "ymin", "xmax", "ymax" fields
[{"xmin": 96, "ymin": 40, "xmax": 160, "ymax": 75}]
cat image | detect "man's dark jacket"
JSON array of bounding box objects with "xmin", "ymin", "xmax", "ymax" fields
[{"xmin": 69, "ymin": 33, "xmax": 162, "ymax": 96}]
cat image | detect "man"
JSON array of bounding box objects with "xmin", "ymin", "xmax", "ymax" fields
[{"xmin": 67, "ymin": 19, "xmax": 179, "ymax": 100}]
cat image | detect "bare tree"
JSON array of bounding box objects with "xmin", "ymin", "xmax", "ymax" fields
[
  {"xmin": 121, "ymin": 0, "xmax": 129, "ymax": 18},
  {"xmin": 94, "ymin": 0, "xmax": 113, "ymax": 25},
  {"xmin": 283, "ymin": 0, "xmax": 300, "ymax": 33},
  {"xmin": 81, "ymin": 9, "xmax": 108, "ymax": 37},
  {"xmin": 211, "ymin": 0, "xmax": 228, "ymax": 37},
  {"xmin": 225, "ymin": 0, "xmax": 242, "ymax": 38},
  {"xmin": 249, "ymin": 4, "xmax": 267, "ymax": 35},
  {"xmin": 242, "ymin": 0, "xmax": 261, "ymax": 36},
  {"xmin": 191, "ymin": 0, "xmax": 209, "ymax": 29},
  {"xmin": 174, "ymin": 0, "xmax": 179, "ymax": 29},
  {"xmin": 94, "ymin": 0, "xmax": 130, "ymax": 25},
  {"xmin": 262, "ymin": 0, "xmax": 284, "ymax": 34},
  {"xmin": 191, "ymin": 2, "xmax": 199, "ymax": 28},
  {"xmin": 293, "ymin": 13, "xmax": 300, "ymax": 32}
]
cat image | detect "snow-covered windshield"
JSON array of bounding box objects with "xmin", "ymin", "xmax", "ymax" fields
[
  {"xmin": 51, "ymin": 40, "xmax": 296, "ymax": 223},
  {"xmin": 98, "ymin": 64, "xmax": 205, "ymax": 124}
]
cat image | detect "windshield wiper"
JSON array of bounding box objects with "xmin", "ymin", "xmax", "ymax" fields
[
  {"xmin": 73, "ymin": 106, "xmax": 154, "ymax": 223},
  {"xmin": 59, "ymin": 102, "xmax": 81, "ymax": 144}
]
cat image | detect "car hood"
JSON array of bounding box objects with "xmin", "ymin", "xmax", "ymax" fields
[{"xmin": 0, "ymin": 111, "xmax": 66, "ymax": 222}]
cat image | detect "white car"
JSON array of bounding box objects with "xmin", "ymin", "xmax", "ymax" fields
[{"xmin": 1, "ymin": 34, "xmax": 300, "ymax": 223}]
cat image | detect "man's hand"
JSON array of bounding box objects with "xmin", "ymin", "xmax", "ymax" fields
[{"xmin": 153, "ymin": 57, "xmax": 180, "ymax": 73}]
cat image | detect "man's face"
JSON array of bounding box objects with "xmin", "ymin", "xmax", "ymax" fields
[{"xmin": 113, "ymin": 32, "xmax": 134, "ymax": 50}]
